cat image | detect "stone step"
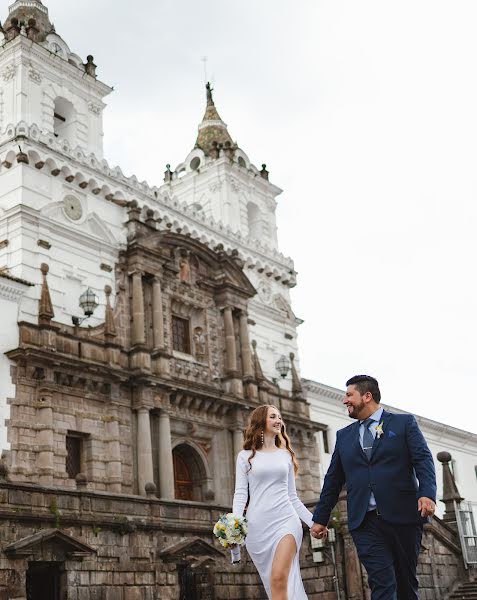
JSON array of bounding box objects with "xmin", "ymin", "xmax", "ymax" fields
[{"xmin": 448, "ymin": 581, "xmax": 477, "ymax": 600}]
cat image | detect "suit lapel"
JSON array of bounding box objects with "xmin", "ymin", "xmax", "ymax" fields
[{"xmin": 370, "ymin": 410, "xmax": 392, "ymax": 459}]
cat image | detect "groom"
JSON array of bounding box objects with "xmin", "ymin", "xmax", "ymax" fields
[{"xmin": 311, "ymin": 375, "xmax": 436, "ymax": 600}]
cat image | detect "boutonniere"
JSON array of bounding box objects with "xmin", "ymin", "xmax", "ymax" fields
[{"xmin": 375, "ymin": 422, "xmax": 384, "ymax": 439}]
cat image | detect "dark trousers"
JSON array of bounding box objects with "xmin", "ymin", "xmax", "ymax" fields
[{"xmin": 350, "ymin": 510, "xmax": 423, "ymax": 600}]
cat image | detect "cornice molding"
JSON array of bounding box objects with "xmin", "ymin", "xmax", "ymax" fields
[{"xmin": 0, "ymin": 134, "xmax": 295, "ymax": 286}]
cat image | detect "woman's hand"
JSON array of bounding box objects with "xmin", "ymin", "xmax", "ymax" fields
[{"xmin": 310, "ymin": 522, "xmax": 328, "ymax": 540}]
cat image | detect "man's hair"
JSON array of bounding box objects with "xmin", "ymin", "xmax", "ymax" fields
[{"xmin": 346, "ymin": 375, "xmax": 381, "ymax": 403}]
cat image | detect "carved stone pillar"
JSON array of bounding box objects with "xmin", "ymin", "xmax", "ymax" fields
[
  {"xmin": 152, "ymin": 277, "xmax": 165, "ymax": 350},
  {"xmin": 158, "ymin": 410, "xmax": 175, "ymax": 499},
  {"xmin": 223, "ymin": 306, "xmax": 237, "ymax": 374},
  {"xmin": 239, "ymin": 311, "xmax": 253, "ymax": 379},
  {"xmin": 131, "ymin": 271, "xmax": 146, "ymax": 346},
  {"xmin": 136, "ymin": 407, "xmax": 154, "ymax": 496},
  {"xmin": 36, "ymin": 389, "xmax": 54, "ymax": 486},
  {"xmin": 106, "ymin": 411, "xmax": 122, "ymax": 493}
]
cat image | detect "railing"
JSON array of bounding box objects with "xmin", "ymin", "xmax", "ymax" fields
[{"xmin": 456, "ymin": 501, "xmax": 477, "ymax": 566}]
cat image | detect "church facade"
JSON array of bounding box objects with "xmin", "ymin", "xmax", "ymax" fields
[
  {"xmin": 0, "ymin": 2, "xmax": 324, "ymax": 599},
  {"xmin": 0, "ymin": 2, "xmax": 472, "ymax": 600}
]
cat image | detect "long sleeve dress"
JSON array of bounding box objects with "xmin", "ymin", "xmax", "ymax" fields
[{"xmin": 232, "ymin": 448, "xmax": 314, "ymax": 599}]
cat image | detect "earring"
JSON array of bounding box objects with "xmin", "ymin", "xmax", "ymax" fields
[{"xmin": 261, "ymin": 430, "xmax": 264, "ymax": 446}]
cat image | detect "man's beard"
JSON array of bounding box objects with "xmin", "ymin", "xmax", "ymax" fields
[{"xmin": 348, "ymin": 400, "xmax": 365, "ymax": 419}]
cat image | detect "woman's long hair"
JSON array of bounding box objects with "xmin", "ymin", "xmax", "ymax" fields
[{"xmin": 243, "ymin": 405, "xmax": 299, "ymax": 474}]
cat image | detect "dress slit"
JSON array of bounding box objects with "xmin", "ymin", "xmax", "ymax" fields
[{"xmin": 270, "ymin": 533, "xmax": 297, "ymax": 588}]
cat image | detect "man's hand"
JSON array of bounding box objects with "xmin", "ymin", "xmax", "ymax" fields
[
  {"xmin": 418, "ymin": 496, "xmax": 436, "ymax": 517},
  {"xmin": 310, "ymin": 522, "xmax": 328, "ymax": 540}
]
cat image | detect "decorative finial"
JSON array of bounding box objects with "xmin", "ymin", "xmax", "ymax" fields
[
  {"xmin": 206, "ymin": 81, "xmax": 214, "ymax": 104},
  {"xmin": 39, "ymin": 263, "xmax": 54, "ymax": 326},
  {"xmin": 289, "ymin": 352, "xmax": 303, "ymax": 396},
  {"xmin": 84, "ymin": 55, "xmax": 97, "ymax": 78}
]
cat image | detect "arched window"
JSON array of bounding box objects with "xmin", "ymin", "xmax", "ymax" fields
[
  {"xmin": 53, "ymin": 97, "xmax": 76, "ymax": 143},
  {"xmin": 247, "ymin": 202, "xmax": 262, "ymax": 239},
  {"xmin": 172, "ymin": 444, "xmax": 208, "ymax": 501}
]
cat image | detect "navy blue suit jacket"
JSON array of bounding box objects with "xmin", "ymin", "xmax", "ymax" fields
[{"xmin": 312, "ymin": 410, "xmax": 437, "ymax": 531}]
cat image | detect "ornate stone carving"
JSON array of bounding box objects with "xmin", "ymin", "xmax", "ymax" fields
[
  {"xmin": 88, "ymin": 102, "xmax": 101, "ymax": 116},
  {"xmin": 179, "ymin": 255, "xmax": 191, "ymax": 283},
  {"xmin": 257, "ymin": 281, "xmax": 272, "ymax": 303},
  {"xmin": 209, "ymin": 180, "xmax": 223, "ymax": 193},
  {"xmin": 28, "ymin": 63, "xmax": 42, "ymax": 84},
  {"xmin": 193, "ymin": 327, "xmax": 206, "ymax": 357},
  {"xmin": 2, "ymin": 65, "xmax": 16, "ymax": 82}
]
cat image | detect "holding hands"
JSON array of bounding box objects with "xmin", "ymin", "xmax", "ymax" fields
[{"xmin": 310, "ymin": 522, "xmax": 328, "ymax": 540}]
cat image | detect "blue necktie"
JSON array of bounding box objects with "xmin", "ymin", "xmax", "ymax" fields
[{"xmin": 362, "ymin": 418, "xmax": 375, "ymax": 460}]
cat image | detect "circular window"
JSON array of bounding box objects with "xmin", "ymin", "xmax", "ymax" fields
[{"xmin": 190, "ymin": 157, "xmax": 201, "ymax": 171}]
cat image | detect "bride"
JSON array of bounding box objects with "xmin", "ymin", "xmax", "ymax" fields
[{"xmin": 232, "ymin": 404, "xmax": 314, "ymax": 600}]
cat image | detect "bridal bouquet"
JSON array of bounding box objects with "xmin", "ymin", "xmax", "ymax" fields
[{"xmin": 213, "ymin": 513, "xmax": 247, "ymax": 563}]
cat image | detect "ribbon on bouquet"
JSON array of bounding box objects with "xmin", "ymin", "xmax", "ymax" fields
[{"xmin": 231, "ymin": 545, "xmax": 241, "ymax": 564}]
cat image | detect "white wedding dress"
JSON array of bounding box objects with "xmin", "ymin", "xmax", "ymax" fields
[{"xmin": 232, "ymin": 448, "xmax": 313, "ymax": 599}]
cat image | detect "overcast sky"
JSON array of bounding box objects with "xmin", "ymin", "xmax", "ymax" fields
[{"xmin": 40, "ymin": 0, "xmax": 477, "ymax": 434}]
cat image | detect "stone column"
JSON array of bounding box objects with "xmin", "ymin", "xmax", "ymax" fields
[
  {"xmin": 233, "ymin": 429, "xmax": 244, "ymax": 462},
  {"xmin": 106, "ymin": 413, "xmax": 122, "ymax": 493},
  {"xmin": 136, "ymin": 407, "xmax": 154, "ymax": 496},
  {"xmin": 158, "ymin": 410, "xmax": 175, "ymax": 499},
  {"xmin": 223, "ymin": 306, "xmax": 237, "ymax": 374},
  {"xmin": 152, "ymin": 277, "xmax": 165, "ymax": 350},
  {"xmin": 37, "ymin": 390, "xmax": 54, "ymax": 486},
  {"xmin": 239, "ymin": 311, "xmax": 253, "ymax": 378},
  {"xmin": 131, "ymin": 271, "xmax": 146, "ymax": 346}
]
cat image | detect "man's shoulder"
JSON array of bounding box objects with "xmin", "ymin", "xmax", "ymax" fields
[
  {"xmin": 386, "ymin": 410, "xmax": 415, "ymax": 423},
  {"xmin": 336, "ymin": 422, "xmax": 356, "ymax": 437}
]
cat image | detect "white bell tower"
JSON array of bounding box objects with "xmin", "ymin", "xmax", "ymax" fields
[{"xmin": 0, "ymin": 0, "xmax": 112, "ymax": 157}]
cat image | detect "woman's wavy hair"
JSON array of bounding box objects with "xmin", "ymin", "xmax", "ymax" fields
[{"xmin": 243, "ymin": 404, "xmax": 299, "ymax": 475}]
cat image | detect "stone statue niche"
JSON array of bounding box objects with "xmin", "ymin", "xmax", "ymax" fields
[
  {"xmin": 178, "ymin": 250, "xmax": 191, "ymax": 284},
  {"xmin": 193, "ymin": 326, "xmax": 206, "ymax": 359}
]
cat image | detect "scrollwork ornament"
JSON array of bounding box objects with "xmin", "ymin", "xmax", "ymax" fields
[
  {"xmin": 2, "ymin": 65, "xmax": 16, "ymax": 82},
  {"xmin": 88, "ymin": 102, "xmax": 101, "ymax": 116}
]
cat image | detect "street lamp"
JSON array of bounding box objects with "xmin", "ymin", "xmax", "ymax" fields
[
  {"xmin": 275, "ymin": 355, "xmax": 290, "ymax": 379},
  {"xmin": 72, "ymin": 287, "xmax": 99, "ymax": 326}
]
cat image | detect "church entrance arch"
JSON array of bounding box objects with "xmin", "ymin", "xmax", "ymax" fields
[{"xmin": 172, "ymin": 443, "xmax": 208, "ymax": 501}]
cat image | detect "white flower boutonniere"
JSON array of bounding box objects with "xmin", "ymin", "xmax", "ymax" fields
[{"xmin": 375, "ymin": 422, "xmax": 384, "ymax": 439}]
